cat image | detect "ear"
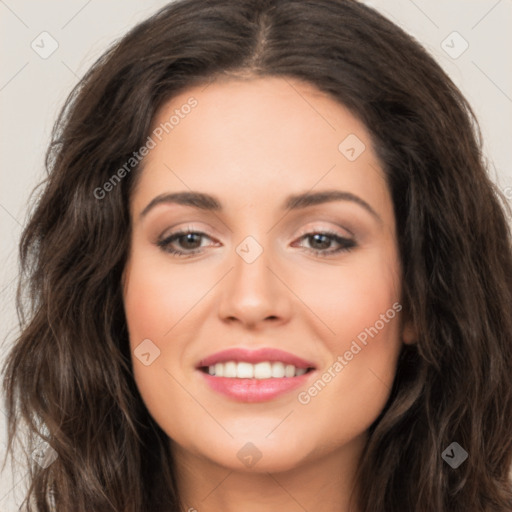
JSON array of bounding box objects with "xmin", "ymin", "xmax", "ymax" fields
[
  {"xmin": 402, "ymin": 316, "xmax": 417, "ymax": 345},
  {"xmin": 402, "ymin": 319, "xmax": 418, "ymax": 345}
]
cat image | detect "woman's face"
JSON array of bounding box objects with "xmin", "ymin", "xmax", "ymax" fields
[{"xmin": 123, "ymin": 76, "xmax": 415, "ymax": 473}]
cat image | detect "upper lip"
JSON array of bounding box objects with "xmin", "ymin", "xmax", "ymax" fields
[{"xmin": 197, "ymin": 347, "xmax": 317, "ymax": 369}]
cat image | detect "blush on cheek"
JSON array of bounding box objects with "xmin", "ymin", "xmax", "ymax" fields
[
  {"xmin": 331, "ymin": 298, "xmax": 403, "ymax": 389},
  {"xmin": 124, "ymin": 265, "xmax": 175, "ymax": 343},
  {"xmin": 359, "ymin": 319, "xmax": 402, "ymax": 390},
  {"xmin": 125, "ymin": 298, "xmax": 160, "ymax": 349}
]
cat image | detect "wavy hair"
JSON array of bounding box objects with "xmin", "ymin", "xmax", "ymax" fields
[{"xmin": 2, "ymin": 0, "xmax": 512, "ymax": 510}]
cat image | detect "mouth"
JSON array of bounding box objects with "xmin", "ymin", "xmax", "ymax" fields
[{"xmin": 195, "ymin": 347, "xmax": 317, "ymax": 402}]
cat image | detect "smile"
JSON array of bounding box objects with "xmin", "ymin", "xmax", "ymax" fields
[{"xmin": 196, "ymin": 347, "xmax": 317, "ymax": 402}]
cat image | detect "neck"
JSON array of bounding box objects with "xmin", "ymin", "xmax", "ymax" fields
[{"xmin": 172, "ymin": 433, "xmax": 365, "ymax": 512}]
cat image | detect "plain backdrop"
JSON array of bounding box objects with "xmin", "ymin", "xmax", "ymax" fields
[{"xmin": 1, "ymin": 1, "xmax": 511, "ymax": 509}]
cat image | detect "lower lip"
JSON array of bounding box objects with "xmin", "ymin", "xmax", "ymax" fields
[{"xmin": 198, "ymin": 370, "xmax": 314, "ymax": 402}]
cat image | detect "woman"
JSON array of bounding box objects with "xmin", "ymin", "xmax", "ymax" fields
[{"xmin": 2, "ymin": 0, "xmax": 512, "ymax": 510}]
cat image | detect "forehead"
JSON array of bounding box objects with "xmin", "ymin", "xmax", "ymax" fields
[{"xmin": 132, "ymin": 76, "xmax": 390, "ymax": 219}]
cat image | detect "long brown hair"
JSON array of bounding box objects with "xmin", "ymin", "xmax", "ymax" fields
[{"xmin": 3, "ymin": 1, "xmax": 512, "ymax": 510}]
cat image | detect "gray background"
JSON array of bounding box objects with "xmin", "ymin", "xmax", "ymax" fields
[{"xmin": 1, "ymin": 0, "xmax": 511, "ymax": 509}]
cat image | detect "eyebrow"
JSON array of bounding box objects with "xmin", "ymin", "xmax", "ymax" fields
[{"xmin": 139, "ymin": 190, "xmax": 381, "ymax": 222}]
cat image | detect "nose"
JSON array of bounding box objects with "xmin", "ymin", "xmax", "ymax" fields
[{"xmin": 217, "ymin": 241, "xmax": 293, "ymax": 330}]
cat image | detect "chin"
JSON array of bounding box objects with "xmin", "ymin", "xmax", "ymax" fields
[{"xmin": 179, "ymin": 428, "xmax": 319, "ymax": 474}]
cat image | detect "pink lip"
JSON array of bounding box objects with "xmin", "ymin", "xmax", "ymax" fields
[
  {"xmin": 196, "ymin": 347, "xmax": 316, "ymax": 369},
  {"xmin": 196, "ymin": 347, "xmax": 317, "ymax": 403},
  {"xmin": 199, "ymin": 371, "xmax": 314, "ymax": 402}
]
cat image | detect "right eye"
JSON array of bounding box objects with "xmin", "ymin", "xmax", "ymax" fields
[{"xmin": 157, "ymin": 230, "xmax": 218, "ymax": 257}]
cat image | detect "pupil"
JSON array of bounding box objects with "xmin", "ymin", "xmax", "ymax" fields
[
  {"xmin": 181, "ymin": 233, "xmax": 201, "ymax": 249},
  {"xmin": 311, "ymin": 234, "xmax": 330, "ymax": 249}
]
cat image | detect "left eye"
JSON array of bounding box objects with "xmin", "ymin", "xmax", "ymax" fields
[
  {"xmin": 156, "ymin": 230, "xmax": 356, "ymax": 257},
  {"xmin": 292, "ymin": 231, "xmax": 356, "ymax": 256}
]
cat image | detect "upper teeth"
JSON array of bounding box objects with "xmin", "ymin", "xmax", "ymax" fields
[{"xmin": 207, "ymin": 361, "xmax": 308, "ymax": 379}]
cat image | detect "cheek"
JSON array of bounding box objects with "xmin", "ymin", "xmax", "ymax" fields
[
  {"xmin": 295, "ymin": 249, "xmax": 402, "ymax": 426},
  {"xmin": 123, "ymin": 251, "xmax": 216, "ymax": 437},
  {"xmin": 123, "ymin": 250, "xmax": 208, "ymax": 345},
  {"xmin": 296, "ymin": 313, "xmax": 402, "ymax": 450},
  {"xmin": 295, "ymin": 247, "xmax": 401, "ymax": 349},
  {"xmin": 123, "ymin": 257, "xmax": 180, "ymax": 417},
  {"xmin": 335, "ymin": 254, "xmax": 403, "ymax": 388}
]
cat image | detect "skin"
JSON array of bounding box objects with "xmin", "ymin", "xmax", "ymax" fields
[{"xmin": 122, "ymin": 75, "xmax": 416, "ymax": 512}]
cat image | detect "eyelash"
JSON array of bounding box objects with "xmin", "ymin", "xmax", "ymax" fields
[{"xmin": 156, "ymin": 229, "xmax": 356, "ymax": 258}]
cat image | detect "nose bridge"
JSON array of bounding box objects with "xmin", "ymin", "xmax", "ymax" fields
[{"xmin": 217, "ymin": 233, "xmax": 291, "ymax": 325}]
